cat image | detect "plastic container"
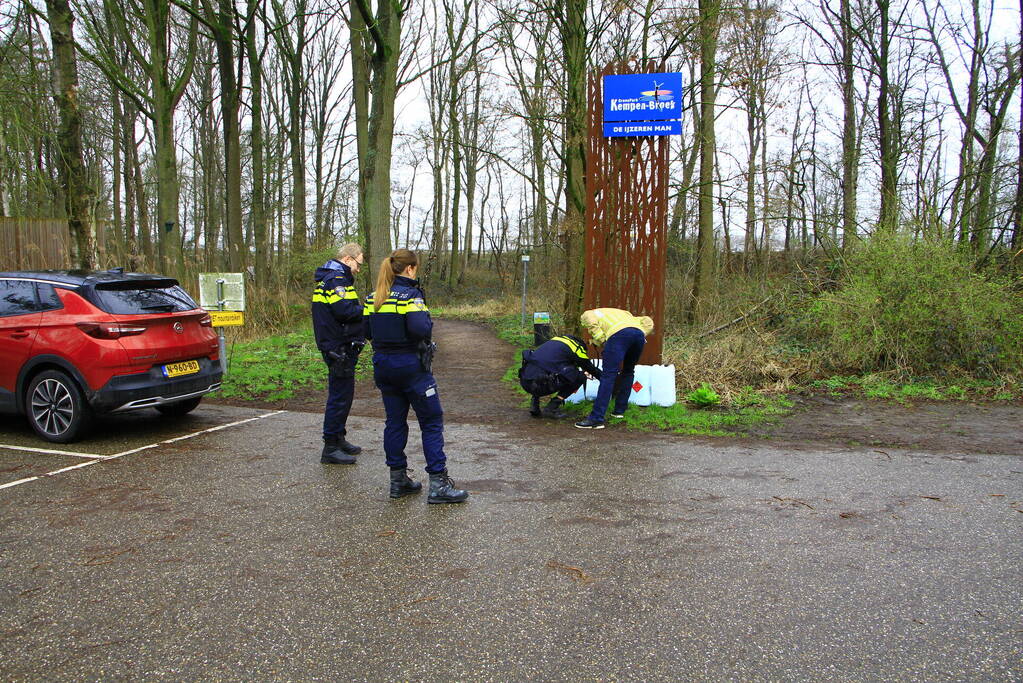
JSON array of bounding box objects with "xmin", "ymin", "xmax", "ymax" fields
[
  {"xmin": 628, "ymin": 365, "xmax": 652, "ymax": 406},
  {"xmin": 649, "ymin": 364, "xmax": 676, "ymax": 406}
]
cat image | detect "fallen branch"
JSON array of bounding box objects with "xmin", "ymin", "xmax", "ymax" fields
[{"xmin": 697, "ymin": 296, "xmax": 774, "ymax": 339}]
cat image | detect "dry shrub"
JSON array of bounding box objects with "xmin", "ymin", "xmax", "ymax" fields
[
  {"xmin": 225, "ymin": 283, "xmax": 310, "ymax": 341},
  {"xmin": 663, "ymin": 327, "xmax": 818, "ymax": 400},
  {"xmin": 435, "ymin": 297, "xmax": 520, "ymax": 319}
]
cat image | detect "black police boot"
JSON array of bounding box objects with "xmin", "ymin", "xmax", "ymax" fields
[
  {"xmin": 390, "ymin": 468, "xmax": 423, "ymax": 498},
  {"xmin": 338, "ymin": 438, "xmax": 362, "ymax": 455},
  {"xmin": 529, "ymin": 395, "xmax": 542, "ymax": 418},
  {"xmin": 541, "ymin": 396, "xmax": 567, "ymax": 419},
  {"xmin": 428, "ymin": 471, "xmax": 469, "ymax": 504},
  {"xmin": 320, "ymin": 436, "xmax": 356, "ymax": 464}
]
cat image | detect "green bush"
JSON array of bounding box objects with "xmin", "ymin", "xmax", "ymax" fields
[{"xmin": 799, "ymin": 235, "xmax": 1023, "ymax": 377}]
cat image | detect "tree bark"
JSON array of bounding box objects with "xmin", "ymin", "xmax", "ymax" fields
[
  {"xmin": 875, "ymin": 0, "xmax": 898, "ymax": 234},
  {"xmin": 1015, "ymin": 0, "xmax": 1023, "ymax": 251},
  {"xmin": 840, "ymin": 0, "xmax": 857, "ymax": 248},
  {"xmin": 207, "ymin": 0, "xmax": 245, "ymax": 270},
  {"xmin": 690, "ymin": 0, "xmax": 719, "ymax": 324},
  {"xmin": 350, "ymin": 0, "xmax": 403, "ymax": 287},
  {"xmin": 45, "ymin": 0, "xmax": 96, "ymax": 268},
  {"xmin": 247, "ymin": 0, "xmax": 268, "ymax": 282},
  {"xmin": 560, "ymin": 0, "xmax": 586, "ymax": 333}
]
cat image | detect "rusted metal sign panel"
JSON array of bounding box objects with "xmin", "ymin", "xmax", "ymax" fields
[{"xmin": 583, "ymin": 61, "xmax": 669, "ymax": 364}]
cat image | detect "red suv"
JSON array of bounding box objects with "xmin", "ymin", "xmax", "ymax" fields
[{"xmin": 0, "ymin": 270, "xmax": 222, "ymax": 442}]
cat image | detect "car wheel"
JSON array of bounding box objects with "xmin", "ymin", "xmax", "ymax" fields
[
  {"xmin": 155, "ymin": 396, "xmax": 202, "ymax": 416},
  {"xmin": 26, "ymin": 370, "xmax": 92, "ymax": 443}
]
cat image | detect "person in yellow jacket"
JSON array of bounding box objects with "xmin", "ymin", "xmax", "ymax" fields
[{"xmin": 575, "ymin": 308, "xmax": 654, "ymax": 429}]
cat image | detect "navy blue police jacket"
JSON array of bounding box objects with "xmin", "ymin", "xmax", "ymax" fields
[
  {"xmin": 312, "ymin": 259, "xmax": 364, "ymax": 357},
  {"xmin": 363, "ymin": 275, "xmax": 432, "ymax": 354},
  {"xmin": 527, "ymin": 334, "xmax": 601, "ymax": 378}
]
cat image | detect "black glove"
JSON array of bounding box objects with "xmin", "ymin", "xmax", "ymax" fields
[{"xmin": 326, "ymin": 348, "xmax": 353, "ymax": 378}]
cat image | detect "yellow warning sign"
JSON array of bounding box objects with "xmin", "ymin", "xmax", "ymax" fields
[{"xmin": 209, "ymin": 311, "xmax": 245, "ymax": 327}]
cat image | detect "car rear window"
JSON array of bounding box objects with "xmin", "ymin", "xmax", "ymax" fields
[{"xmin": 91, "ymin": 281, "xmax": 199, "ymax": 314}]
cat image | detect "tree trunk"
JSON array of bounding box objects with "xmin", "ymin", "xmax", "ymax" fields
[
  {"xmin": 350, "ymin": 0, "xmax": 402, "ymax": 286},
  {"xmin": 876, "ymin": 0, "xmax": 897, "ymax": 234},
  {"xmin": 247, "ymin": 0, "xmax": 269, "ymax": 283},
  {"xmin": 1015, "ymin": 0, "xmax": 1023, "ymax": 251},
  {"xmin": 690, "ymin": 0, "xmax": 719, "ymax": 324},
  {"xmin": 45, "ymin": 0, "xmax": 96, "ymax": 269},
  {"xmin": 744, "ymin": 95, "xmax": 757, "ymax": 271},
  {"xmin": 560, "ymin": 0, "xmax": 587, "ymax": 333},
  {"xmin": 840, "ymin": 0, "xmax": 857, "ymax": 248},
  {"xmin": 110, "ymin": 87, "xmax": 123, "ymax": 262},
  {"xmin": 210, "ymin": 0, "xmax": 245, "ymax": 270},
  {"xmin": 287, "ymin": 1, "xmax": 308, "ymax": 253},
  {"xmin": 447, "ymin": 56, "xmax": 462, "ymax": 285}
]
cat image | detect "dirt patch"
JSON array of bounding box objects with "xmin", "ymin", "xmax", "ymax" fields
[
  {"xmin": 747, "ymin": 394, "xmax": 1023, "ymax": 456},
  {"xmin": 211, "ymin": 319, "xmax": 1023, "ymax": 455}
]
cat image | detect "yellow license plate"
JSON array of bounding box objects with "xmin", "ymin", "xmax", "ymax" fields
[{"xmin": 163, "ymin": 360, "xmax": 200, "ymax": 378}]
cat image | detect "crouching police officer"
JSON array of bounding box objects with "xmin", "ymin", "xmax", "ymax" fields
[
  {"xmin": 312, "ymin": 243, "xmax": 366, "ymax": 464},
  {"xmin": 519, "ymin": 334, "xmax": 601, "ymax": 419},
  {"xmin": 364, "ymin": 249, "xmax": 468, "ymax": 504}
]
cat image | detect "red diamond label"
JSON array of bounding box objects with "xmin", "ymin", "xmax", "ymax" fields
[{"xmin": 632, "ymin": 382, "xmax": 643, "ymax": 392}]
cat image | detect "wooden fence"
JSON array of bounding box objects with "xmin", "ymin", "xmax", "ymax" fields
[{"xmin": 0, "ymin": 217, "xmax": 116, "ymax": 271}]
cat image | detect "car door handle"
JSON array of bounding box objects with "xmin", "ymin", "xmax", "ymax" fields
[{"xmin": 10, "ymin": 331, "xmax": 30, "ymax": 339}]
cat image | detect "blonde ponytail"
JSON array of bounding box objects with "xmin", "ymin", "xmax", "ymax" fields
[{"xmin": 373, "ymin": 249, "xmax": 419, "ymax": 310}]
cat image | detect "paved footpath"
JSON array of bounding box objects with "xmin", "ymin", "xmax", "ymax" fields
[{"xmin": 1, "ymin": 403, "xmax": 1020, "ymax": 680}]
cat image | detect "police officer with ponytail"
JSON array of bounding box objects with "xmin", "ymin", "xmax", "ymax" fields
[{"xmin": 364, "ymin": 249, "xmax": 468, "ymax": 504}]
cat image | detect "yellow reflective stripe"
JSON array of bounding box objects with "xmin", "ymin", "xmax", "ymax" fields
[
  {"xmin": 370, "ymin": 303, "xmax": 415, "ymax": 314},
  {"xmin": 312, "ymin": 285, "xmax": 359, "ymax": 303},
  {"xmin": 552, "ymin": 336, "xmax": 587, "ymax": 359},
  {"xmin": 365, "ymin": 294, "xmax": 425, "ymax": 314}
]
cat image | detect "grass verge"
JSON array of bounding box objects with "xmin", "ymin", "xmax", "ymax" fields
[
  {"xmin": 807, "ymin": 374, "xmax": 1021, "ymax": 402},
  {"xmin": 218, "ymin": 324, "xmax": 369, "ymax": 401}
]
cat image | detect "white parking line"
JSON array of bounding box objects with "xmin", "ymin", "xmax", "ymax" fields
[
  {"xmin": 0, "ymin": 443, "xmax": 112, "ymax": 459},
  {"xmin": 0, "ymin": 410, "xmax": 287, "ymax": 492}
]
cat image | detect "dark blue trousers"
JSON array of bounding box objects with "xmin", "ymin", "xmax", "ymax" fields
[
  {"xmin": 373, "ymin": 352, "xmax": 447, "ymax": 474},
  {"xmin": 322, "ymin": 354, "xmax": 357, "ymax": 439},
  {"xmin": 588, "ymin": 327, "xmax": 646, "ymax": 421}
]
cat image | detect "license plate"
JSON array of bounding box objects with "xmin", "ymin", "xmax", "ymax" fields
[{"xmin": 163, "ymin": 360, "xmax": 200, "ymax": 378}]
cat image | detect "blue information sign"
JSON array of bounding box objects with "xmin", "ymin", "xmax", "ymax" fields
[{"xmin": 603, "ymin": 72, "xmax": 683, "ymax": 123}]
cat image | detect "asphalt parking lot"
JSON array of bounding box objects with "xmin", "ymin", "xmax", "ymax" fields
[{"xmin": 1, "ymin": 404, "xmax": 1021, "ymax": 681}]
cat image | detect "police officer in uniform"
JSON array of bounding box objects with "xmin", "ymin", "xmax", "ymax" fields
[
  {"xmin": 519, "ymin": 334, "xmax": 601, "ymax": 418},
  {"xmin": 364, "ymin": 249, "xmax": 468, "ymax": 504},
  {"xmin": 312, "ymin": 243, "xmax": 365, "ymax": 464}
]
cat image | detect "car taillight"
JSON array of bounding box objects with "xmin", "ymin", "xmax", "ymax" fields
[
  {"xmin": 198, "ymin": 313, "xmax": 212, "ymax": 327},
  {"xmin": 76, "ymin": 322, "xmax": 147, "ymax": 339}
]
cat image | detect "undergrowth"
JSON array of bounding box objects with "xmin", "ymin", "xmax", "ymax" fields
[{"xmin": 218, "ymin": 324, "xmax": 369, "ymax": 401}]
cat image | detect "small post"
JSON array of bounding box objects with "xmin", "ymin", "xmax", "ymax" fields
[
  {"xmin": 520, "ymin": 253, "xmax": 530, "ymax": 328},
  {"xmin": 216, "ymin": 278, "xmax": 227, "ymax": 375}
]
